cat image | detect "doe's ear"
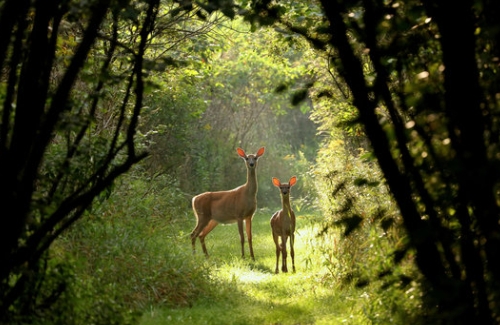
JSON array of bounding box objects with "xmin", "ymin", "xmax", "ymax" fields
[
  {"xmin": 237, "ymin": 148, "xmax": 246, "ymax": 158},
  {"xmin": 256, "ymin": 147, "xmax": 265, "ymax": 157},
  {"xmin": 272, "ymin": 177, "xmax": 281, "ymax": 187},
  {"xmin": 289, "ymin": 176, "xmax": 297, "ymax": 186}
]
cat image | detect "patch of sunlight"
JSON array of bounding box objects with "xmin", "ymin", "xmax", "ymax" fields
[{"xmin": 235, "ymin": 270, "xmax": 272, "ymax": 283}]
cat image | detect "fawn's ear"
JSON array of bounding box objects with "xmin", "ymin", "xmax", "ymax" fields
[
  {"xmin": 272, "ymin": 177, "xmax": 281, "ymax": 187},
  {"xmin": 256, "ymin": 147, "xmax": 265, "ymax": 157},
  {"xmin": 289, "ymin": 176, "xmax": 297, "ymax": 186},
  {"xmin": 237, "ymin": 148, "xmax": 246, "ymax": 158}
]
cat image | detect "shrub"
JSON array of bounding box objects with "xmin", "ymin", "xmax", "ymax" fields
[
  {"xmin": 49, "ymin": 173, "xmax": 219, "ymax": 323},
  {"xmin": 313, "ymin": 133, "xmax": 422, "ymax": 323}
]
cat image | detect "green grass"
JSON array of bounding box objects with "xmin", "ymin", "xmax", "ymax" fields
[
  {"xmin": 50, "ymin": 176, "xmax": 419, "ymax": 325},
  {"xmin": 139, "ymin": 209, "xmax": 370, "ymax": 325}
]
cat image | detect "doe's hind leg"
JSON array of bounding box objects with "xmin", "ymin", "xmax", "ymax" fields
[{"xmin": 198, "ymin": 219, "xmax": 218, "ymax": 257}]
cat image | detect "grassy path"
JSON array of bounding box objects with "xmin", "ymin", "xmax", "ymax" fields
[{"xmin": 139, "ymin": 210, "xmax": 368, "ymax": 325}]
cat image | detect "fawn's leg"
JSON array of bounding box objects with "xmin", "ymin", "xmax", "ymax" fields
[
  {"xmin": 273, "ymin": 233, "xmax": 280, "ymax": 273},
  {"xmin": 281, "ymin": 233, "xmax": 288, "ymax": 273}
]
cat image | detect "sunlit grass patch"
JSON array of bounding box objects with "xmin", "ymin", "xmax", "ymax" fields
[
  {"xmin": 231, "ymin": 269, "xmax": 272, "ymax": 283},
  {"xmin": 140, "ymin": 210, "xmax": 371, "ymax": 325}
]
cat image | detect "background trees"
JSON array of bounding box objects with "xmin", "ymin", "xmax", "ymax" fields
[{"xmin": 140, "ymin": 17, "xmax": 319, "ymax": 207}]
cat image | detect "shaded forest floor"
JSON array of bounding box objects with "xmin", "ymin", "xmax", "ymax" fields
[{"xmin": 139, "ymin": 210, "xmax": 369, "ymax": 325}]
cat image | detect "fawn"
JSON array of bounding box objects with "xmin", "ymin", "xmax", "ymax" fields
[{"xmin": 270, "ymin": 176, "xmax": 297, "ymax": 273}]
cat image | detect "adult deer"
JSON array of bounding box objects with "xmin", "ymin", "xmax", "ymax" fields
[
  {"xmin": 270, "ymin": 176, "xmax": 297, "ymax": 273},
  {"xmin": 191, "ymin": 147, "xmax": 265, "ymax": 260}
]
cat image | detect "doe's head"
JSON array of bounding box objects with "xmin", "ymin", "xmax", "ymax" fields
[{"xmin": 237, "ymin": 147, "xmax": 265, "ymax": 168}]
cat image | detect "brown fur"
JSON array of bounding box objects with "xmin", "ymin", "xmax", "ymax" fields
[
  {"xmin": 191, "ymin": 147, "xmax": 265, "ymax": 260},
  {"xmin": 270, "ymin": 176, "xmax": 297, "ymax": 273}
]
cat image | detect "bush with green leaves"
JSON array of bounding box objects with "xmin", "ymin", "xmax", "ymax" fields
[
  {"xmin": 49, "ymin": 173, "xmax": 226, "ymax": 323},
  {"xmin": 312, "ymin": 125, "xmax": 422, "ymax": 323}
]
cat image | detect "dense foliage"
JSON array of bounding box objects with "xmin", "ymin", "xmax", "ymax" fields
[
  {"xmin": 0, "ymin": 0, "xmax": 160, "ymax": 321},
  {"xmin": 253, "ymin": 0, "xmax": 500, "ymax": 324}
]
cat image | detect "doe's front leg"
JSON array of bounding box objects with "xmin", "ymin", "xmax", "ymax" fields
[{"xmin": 237, "ymin": 220, "xmax": 245, "ymax": 258}]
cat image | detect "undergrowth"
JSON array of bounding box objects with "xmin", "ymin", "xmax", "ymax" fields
[
  {"xmin": 312, "ymin": 131, "xmax": 424, "ymax": 324},
  {"xmin": 51, "ymin": 174, "xmax": 221, "ymax": 323}
]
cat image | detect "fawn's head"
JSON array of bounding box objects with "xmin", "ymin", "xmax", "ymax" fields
[
  {"xmin": 237, "ymin": 147, "xmax": 265, "ymax": 169},
  {"xmin": 272, "ymin": 176, "xmax": 297, "ymax": 197}
]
